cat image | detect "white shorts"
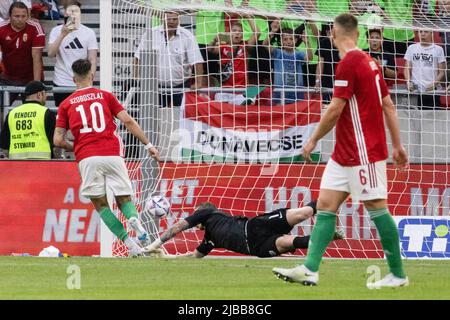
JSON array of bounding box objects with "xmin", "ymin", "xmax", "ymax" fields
[
  {"xmin": 78, "ymin": 156, "xmax": 133, "ymax": 198},
  {"xmin": 320, "ymin": 158, "xmax": 387, "ymax": 202}
]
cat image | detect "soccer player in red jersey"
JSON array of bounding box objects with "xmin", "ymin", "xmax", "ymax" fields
[
  {"xmin": 0, "ymin": 1, "xmax": 45, "ymax": 85},
  {"xmin": 273, "ymin": 14, "xmax": 409, "ymax": 288},
  {"xmin": 54, "ymin": 59, "xmax": 160, "ymax": 257}
]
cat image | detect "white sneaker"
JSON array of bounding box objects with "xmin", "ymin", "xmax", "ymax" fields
[
  {"xmin": 272, "ymin": 265, "xmax": 319, "ymax": 286},
  {"xmin": 124, "ymin": 237, "xmax": 143, "ymax": 258},
  {"xmin": 367, "ymin": 273, "xmax": 409, "ymax": 289}
]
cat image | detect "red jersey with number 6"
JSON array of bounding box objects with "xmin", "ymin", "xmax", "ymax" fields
[
  {"xmin": 331, "ymin": 49, "xmax": 389, "ymax": 167},
  {"xmin": 56, "ymin": 87, "xmax": 125, "ymax": 162}
]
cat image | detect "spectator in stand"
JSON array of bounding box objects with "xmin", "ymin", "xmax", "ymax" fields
[
  {"xmin": 278, "ymin": 19, "xmax": 320, "ymax": 88},
  {"xmin": 240, "ymin": 0, "xmax": 285, "ymax": 86},
  {"xmin": 404, "ymin": 29, "xmax": 446, "ymax": 110},
  {"xmin": 263, "ymin": 26, "xmax": 313, "ymax": 104},
  {"xmin": 134, "ymin": 11, "xmax": 204, "ymax": 107},
  {"xmin": 0, "ymin": 1, "xmax": 45, "ymax": 102},
  {"xmin": 364, "ymin": 28, "xmax": 396, "ymax": 81},
  {"xmin": 315, "ymin": 23, "xmax": 340, "ymax": 103},
  {"xmin": 0, "ymin": 81, "xmax": 55, "ymax": 159},
  {"xmin": 47, "ymin": 0, "xmax": 98, "ymax": 107},
  {"xmin": 377, "ymin": 0, "xmax": 415, "ymax": 56},
  {"xmin": 195, "ymin": 0, "xmax": 233, "ymax": 87},
  {"xmin": 208, "ymin": 14, "xmax": 259, "ymax": 88}
]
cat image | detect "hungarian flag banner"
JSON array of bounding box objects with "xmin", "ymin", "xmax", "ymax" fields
[{"xmin": 180, "ymin": 92, "xmax": 322, "ymax": 163}]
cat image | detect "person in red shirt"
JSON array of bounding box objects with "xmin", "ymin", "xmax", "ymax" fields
[
  {"xmin": 208, "ymin": 14, "xmax": 259, "ymax": 88},
  {"xmin": 0, "ymin": 1, "xmax": 44, "ymax": 86},
  {"xmin": 273, "ymin": 14, "xmax": 409, "ymax": 288},
  {"xmin": 54, "ymin": 59, "xmax": 161, "ymax": 257}
]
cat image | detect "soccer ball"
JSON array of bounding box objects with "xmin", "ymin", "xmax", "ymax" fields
[{"xmin": 145, "ymin": 195, "xmax": 170, "ymax": 218}]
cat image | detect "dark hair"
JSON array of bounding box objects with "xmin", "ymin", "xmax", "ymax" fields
[
  {"xmin": 334, "ymin": 13, "xmax": 358, "ymax": 33},
  {"xmin": 9, "ymin": 1, "xmax": 29, "ymax": 16},
  {"xmin": 72, "ymin": 59, "xmax": 92, "ymax": 77},
  {"xmin": 367, "ymin": 28, "xmax": 382, "ymax": 38},
  {"xmin": 196, "ymin": 202, "xmax": 218, "ymax": 211},
  {"xmin": 281, "ymin": 28, "xmax": 295, "ymax": 36},
  {"xmin": 320, "ymin": 23, "xmax": 332, "ymax": 37},
  {"xmin": 64, "ymin": 0, "xmax": 82, "ymax": 9}
]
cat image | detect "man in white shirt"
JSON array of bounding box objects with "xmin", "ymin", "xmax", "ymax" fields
[
  {"xmin": 134, "ymin": 11, "xmax": 204, "ymax": 107},
  {"xmin": 47, "ymin": 0, "xmax": 98, "ymax": 107},
  {"xmin": 404, "ymin": 29, "xmax": 446, "ymax": 110}
]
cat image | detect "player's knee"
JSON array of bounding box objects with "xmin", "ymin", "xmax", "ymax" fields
[{"xmin": 317, "ymin": 197, "xmax": 338, "ymax": 212}]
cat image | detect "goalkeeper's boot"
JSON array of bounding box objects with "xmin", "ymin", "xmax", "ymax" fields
[
  {"xmin": 272, "ymin": 264, "xmax": 318, "ymax": 286},
  {"xmin": 124, "ymin": 237, "xmax": 143, "ymax": 258},
  {"xmin": 128, "ymin": 217, "xmax": 151, "ymax": 246},
  {"xmin": 333, "ymin": 228, "xmax": 346, "ymax": 240},
  {"xmin": 367, "ymin": 273, "xmax": 409, "ymax": 289}
]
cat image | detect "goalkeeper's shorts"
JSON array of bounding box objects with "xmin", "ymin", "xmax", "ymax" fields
[{"xmin": 246, "ymin": 208, "xmax": 292, "ymax": 258}]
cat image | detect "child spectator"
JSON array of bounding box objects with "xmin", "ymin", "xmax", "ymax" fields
[
  {"xmin": 264, "ymin": 27, "xmax": 313, "ymax": 104},
  {"xmin": 404, "ymin": 29, "xmax": 446, "ymax": 109},
  {"xmin": 364, "ymin": 28, "xmax": 396, "ymax": 81},
  {"xmin": 208, "ymin": 14, "xmax": 259, "ymax": 88}
]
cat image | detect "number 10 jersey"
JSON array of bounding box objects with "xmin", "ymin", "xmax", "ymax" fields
[{"xmin": 56, "ymin": 87, "xmax": 125, "ymax": 162}]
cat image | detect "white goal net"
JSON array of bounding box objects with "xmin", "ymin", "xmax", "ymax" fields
[{"xmin": 101, "ymin": 0, "xmax": 450, "ymax": 258}]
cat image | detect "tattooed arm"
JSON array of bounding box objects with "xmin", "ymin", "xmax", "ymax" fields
[{"xmin": 145, "ymin": 219, "xmax": 192, "ymax": 252}]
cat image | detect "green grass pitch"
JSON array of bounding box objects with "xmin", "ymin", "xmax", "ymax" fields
[{"xmin": 1, "ymin": 257, "xmax": 449, "ymax": 300}]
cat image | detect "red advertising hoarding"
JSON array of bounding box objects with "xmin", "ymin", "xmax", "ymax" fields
[
  {"xmin": 158, "ymin": 163, "xmax": 450, "ymax": 258},
  {"xmin": 0, "ymin": 161, "xmax": 448, "ymax": 257},
  {"xmin": 0, "ymin": 161, "xmax": 99, "ymax": 256}
]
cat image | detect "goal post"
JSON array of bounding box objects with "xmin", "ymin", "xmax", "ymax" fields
[{"xmin": 100, "ymin": 0, "xmax": 450, "ymax": 258}]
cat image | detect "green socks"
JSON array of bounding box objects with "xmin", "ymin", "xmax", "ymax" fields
[
  {"xmin": 120, "ymin": 201, "xmax": 139, "ymax": 220},
  {"xmin": 369, "ymin": 208, "xmax": 406, "ymax": 279},
  {"xmin": 302, "ymin": 207, "xmax": 405, "ymax": 279},
  {"xmin": 99, "ymin": 207, "xmax": 128, "ymax": 241},
  {"xmin": 304, "ymin": 211, "xmax": 337, "ymax": 272}
]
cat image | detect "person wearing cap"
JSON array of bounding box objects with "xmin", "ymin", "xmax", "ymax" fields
[{"xmin": 0, "ymin": 81, "xmax": 56, "ymax": 159}]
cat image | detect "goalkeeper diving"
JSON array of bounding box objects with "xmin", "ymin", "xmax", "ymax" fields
[{"xmin": 145, "ymin": 201, "xmax": 344, "ymax": 258}]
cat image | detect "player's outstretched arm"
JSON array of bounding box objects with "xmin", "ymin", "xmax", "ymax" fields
[
  {"xmin": 116, "ymin": 110, "xmax": 160, "ymax": 161},
  {"xmin": 302, "ymin": 97, "xmax": 346, "ymax": 162},
  {"xmin": 144, "ymin": 219, "xmax": 191, "ymax": 253},
  {"xmin": 381, "ymin": 95, "xmax": 408, "ymax": 171},
  {"xmin": 53, "ymin": 127, "xmax": 74, "ymax": 151}
]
